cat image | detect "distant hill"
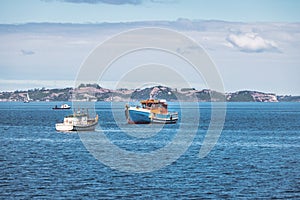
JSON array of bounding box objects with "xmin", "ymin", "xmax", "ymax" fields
[
  {"xmin": 0, "ymin": 84, "xmax": 299, "ymax": 102},
  {"xmin": 226, "ymin": 90, "xmax": 278, "ymax": 102},
  {"xmin": 277, "ymin": 95, "xmax": 300, "ymax": 102}
]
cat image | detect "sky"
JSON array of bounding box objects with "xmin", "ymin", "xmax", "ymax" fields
[
  {"xmin": 1, "ymin": 0, "xmax": 300, "ymax": 23},
  {"xmin": 0, "ymin": 0, "xmax": 300, "ymax": 95}
]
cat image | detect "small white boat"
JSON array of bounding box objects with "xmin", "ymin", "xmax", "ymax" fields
[
  {"xmin": 24, "ymin": 93, "xmax": 31, "ymax": 103},
  {"xmin": 52, "ymin": 104, "xmax": 71, "ymax": 110},
  {"xmin": 55, "ymin": 112, "xmax": 98, "ymax": 131},
  {"xmin": 125, "ymin": 99, "xmax": 178, "ymax": 124}
]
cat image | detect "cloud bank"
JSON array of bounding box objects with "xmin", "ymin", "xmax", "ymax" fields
[
  {"xmin": 227, "ymin": 33, "xmax": 279, "ymax": 53},
  {"xmin": 1, "ymin": 20, "xmax": 299, "ymax": 94}
]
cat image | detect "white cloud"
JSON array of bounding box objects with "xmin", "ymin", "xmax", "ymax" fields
[
  {"xmin": 20, "ymin": 49, "xmax": 35, "ymax": 56},
  {"xmin": 226, "ymin": 33, "xmax": 279, "ymax": 53}
]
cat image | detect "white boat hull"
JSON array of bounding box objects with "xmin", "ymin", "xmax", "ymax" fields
[
  {"xmin": 55, "ymin": 123, "xmax": 74, "ymax": 131},
  {"xmin": 55, "ymin": 122, "xmax": 98, "ymax": 131},
  {"xmin": 55, "ymin": 114, "xmax": 98, "ymax": 132},
  {"xmin": 150, "ymin": 112, "xmax": 178, "ymax": 124}
]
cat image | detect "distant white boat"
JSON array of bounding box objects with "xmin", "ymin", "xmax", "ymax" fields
[
  {"xmin": 52, "ymin": 104, "xmax": 71, "ymax": 110},
  {"xmin": 55, "ymin": 111, "xmax": 98, "ymax": 131},
  {"xmin": 24, "ymin": 93, "xmax": 31, "ymax": 103}
]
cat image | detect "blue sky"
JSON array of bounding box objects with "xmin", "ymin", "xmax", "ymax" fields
[
  {"xmin": 0, "ymin": 0, "xmax": 300, "ymax": 95},
  {"xmin": 1, "ymin": 0, "xmax": 300, "ymax": 23}
]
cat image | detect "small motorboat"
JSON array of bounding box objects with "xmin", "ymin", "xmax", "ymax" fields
[
  {"xmin": 52, "ymin": 104, "xmax": 71, "ymax": 110},
  {"xmin": 125, "ymin": 99, "xmax": 178, "ymax": 124},
  {"xmin": 55, "ymin": 111, "xmax": 98, "ymax": 131}
]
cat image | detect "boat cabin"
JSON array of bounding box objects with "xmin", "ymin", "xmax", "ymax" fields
[
  {"xmin": 140, "ymin": 99, "xmax": 168, "ymax": 114},
  {"xmin": 64, "ymin": 114, "xmax": 88, "ymax": 126}
]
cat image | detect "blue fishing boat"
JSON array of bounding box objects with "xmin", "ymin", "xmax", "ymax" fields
[{"xmin": 125, "ymin": 99, "xmax": 178, "ymax": 124}]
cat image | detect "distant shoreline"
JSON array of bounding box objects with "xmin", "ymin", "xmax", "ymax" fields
[{"xmin": 0, "ymin": 84, "xmax": 299, "ymax": 102}]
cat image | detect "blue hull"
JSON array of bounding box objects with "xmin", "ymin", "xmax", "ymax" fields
[{"xmin": 128, "ymin": 109, "xmax": 151, "ymax": 124}]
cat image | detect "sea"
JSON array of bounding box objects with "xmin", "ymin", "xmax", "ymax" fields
[{"xmin": 0, "ymin": 102, "xmax": 299, "ymax": 199}]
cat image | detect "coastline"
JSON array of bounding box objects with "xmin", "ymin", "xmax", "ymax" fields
[{"xmin": 0, "ymin": 84, "xmax": 299, "ymax": 102}]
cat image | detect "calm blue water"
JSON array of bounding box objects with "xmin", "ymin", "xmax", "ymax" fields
[{"xmin": 1, "ymin": 102, "xmax": 300, "ymax": 199}]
